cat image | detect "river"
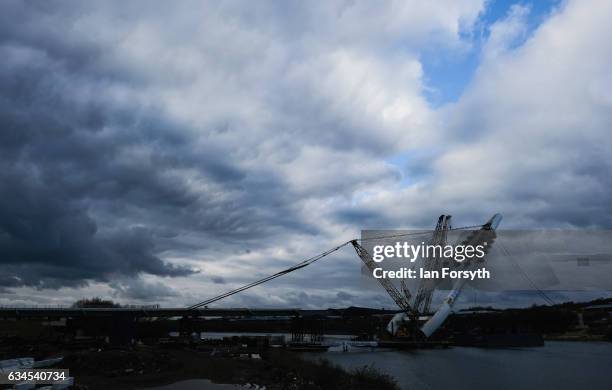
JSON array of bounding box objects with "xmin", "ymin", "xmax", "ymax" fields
[
  {"xmin": 157, "ymin": 335, "xmax": 611, "ymax": 389},
  {"xmin": 303, "ymin": 341, "xmax": 611, "ymax": 390}
]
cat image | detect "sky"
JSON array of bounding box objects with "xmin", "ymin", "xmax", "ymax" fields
[{"xmin": 0, "ymin": 0, "xmax": 611, "ymax": 309}]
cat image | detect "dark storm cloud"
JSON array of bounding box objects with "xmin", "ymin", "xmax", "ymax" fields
[{"xmin": 0, "ymin": 1, "xmax": 313, "ymax": 290}]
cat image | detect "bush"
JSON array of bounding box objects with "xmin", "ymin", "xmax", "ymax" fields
[
  {"xmin": 351, "ymin": 364, "xmax": 399, "ymax": 389},
  {"xmin": 266, "ymin": 352, "xmax": 400, "ymax": 390}
]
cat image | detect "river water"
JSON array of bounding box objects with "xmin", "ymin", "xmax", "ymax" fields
[
  {"xmin": 161, "ymin": 334, "xmax": 611, "ymax": 390},
  {"xmin": 304, "ymin": 341, "xmax": 612, "ymax": 390}
]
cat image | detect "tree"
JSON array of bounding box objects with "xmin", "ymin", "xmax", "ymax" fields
[{"xmin": 72, "ymin": 297, "xmax": 120, "ymax": 308}]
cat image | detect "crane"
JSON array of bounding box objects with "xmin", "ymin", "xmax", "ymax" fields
[
  {"xmin": 187, "ymin": 211, "xmax": 502, "ymax": 339},
  {"xmin": 350, "ymin": 215, "xmax": 452, "ymax": 336},
  {"xmin": 352, "ymin": 214, "xmax": 502, "ymax": 338}
]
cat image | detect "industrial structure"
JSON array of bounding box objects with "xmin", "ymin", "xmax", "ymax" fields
[
  {"xmin": 352, "ymin": 214, "xmax": 501, "ymax": 339},
  {"xmin": 186, "ymin": 213, "xmax": 503, "ymax": 340}
]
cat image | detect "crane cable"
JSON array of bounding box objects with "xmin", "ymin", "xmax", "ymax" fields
[
  {"xmin": 498, "ymin": 241, "xmax": 556, "ymax": 306},
  {"xmin": 357, "ymin": 225, "xmax": 482, "ymax": 242},
  {"xmin": 187, "ymin": 224, "xmax": 483, "ymax": 310},
  {"xmin": 187, "ymin": 240, "xmax": 352, "ymax": 310}
]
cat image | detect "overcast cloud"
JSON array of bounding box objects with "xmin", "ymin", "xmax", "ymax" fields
[{"xmin": 0, "ymin": 0, "xmax": 610, "ymax": 308}]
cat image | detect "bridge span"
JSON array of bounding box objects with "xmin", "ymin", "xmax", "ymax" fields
[{"xmin": 0, "ymin": 306, "xmax": 398, "ymax": 319}]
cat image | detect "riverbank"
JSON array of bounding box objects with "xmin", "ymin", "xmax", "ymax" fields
[
  {"xmin": 544, "ymin": 331, "xmax": 609, "ymax": 342},
  {"xmin": 62, "ymin": 347, "xmax": 399, "ymax": 390}
]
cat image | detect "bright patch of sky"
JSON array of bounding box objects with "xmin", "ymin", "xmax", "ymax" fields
[
  {"xmin": 421, "ymin": 0, "xmax": 563, "ymax": 107},
  {"xmin": 388, "ymin": 1, "xmax": 564, "ymax": 186}
]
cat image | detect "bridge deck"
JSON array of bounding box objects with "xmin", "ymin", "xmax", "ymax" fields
[{"xmin": 0, "ymin": 307, "xmax": 398, "ymax": 319}]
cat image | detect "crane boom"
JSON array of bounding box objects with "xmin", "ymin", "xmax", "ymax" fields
[
  {"xmin": 414, "ymin": 215, "xmax": 452, "ymax": 314},
  {"xmin": 420, "ymin": 213, "xmax": 502, "ymax": 337},
  {"xmin": 351, "ymin": 240, "xmax": 412, "ymax": 312}
]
